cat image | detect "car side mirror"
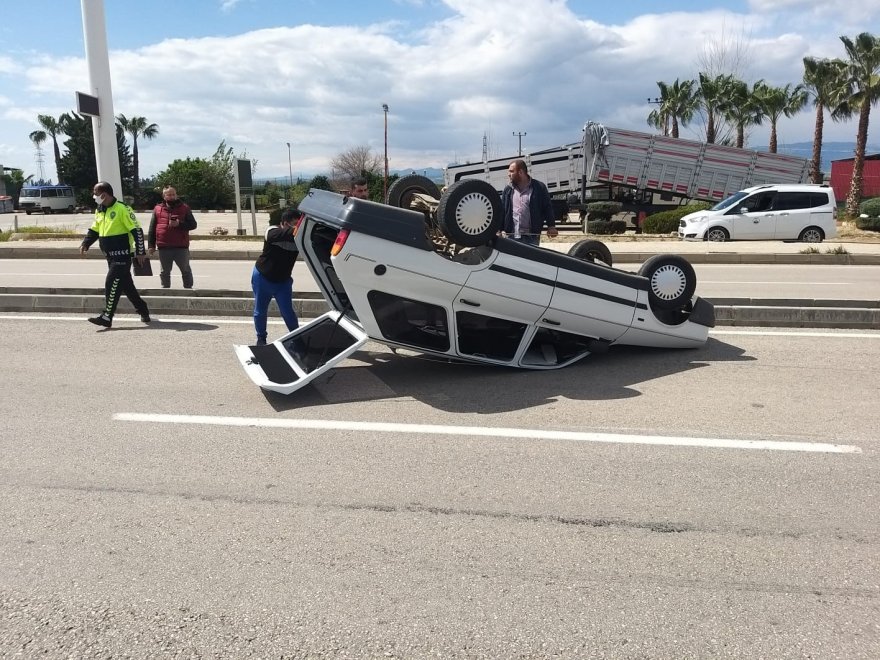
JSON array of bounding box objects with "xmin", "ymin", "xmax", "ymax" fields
[
  {"xmin": 739, "ymin": 207, "xmax": 750, "ymax": 214},
  {"xmin": 860, "ymin": 213, "xmax": 869, "ymax": 218}
]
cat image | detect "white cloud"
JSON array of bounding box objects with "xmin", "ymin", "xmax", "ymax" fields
[{"xmin": 0, "ymin": 0, "xmax": 874, "ymax": 180}]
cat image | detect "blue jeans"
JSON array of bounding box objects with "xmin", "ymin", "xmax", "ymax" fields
[{"xmin": 251, "ymin": 266, "xmax": 298, "ymax": 342}]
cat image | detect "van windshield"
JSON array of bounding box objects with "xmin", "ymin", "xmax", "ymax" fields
[
  {"xmin": 20, "ymin": 189, "xmax": 39, "ymax": 198},
  {"xmin": 710, "ymin": 190, "xmax": 749, "ymax": 211}
]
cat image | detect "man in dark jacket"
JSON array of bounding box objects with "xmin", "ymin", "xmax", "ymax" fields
[
  {"xmin": 80, "ymin": 181, "xmax": 151, "ymax": 328},
  {"xmin": 501, "ymin": 159, "xmax": 558, "ymax": 246},
  {"xmin": 148, "ymin": 185, "xmax": 197, "ymax": 288},
  {"xmin": 251, "ymin": 206, "xmax": 301, "ymax": 345}
]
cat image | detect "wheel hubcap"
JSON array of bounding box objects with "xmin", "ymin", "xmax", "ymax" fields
[
  {"xmin": 455, "ymin": 193, "xmax": 494, "ymax": 235},
  {"xmin": 651, "ymin": 265, "xmax": 686, "ymax": 300}
]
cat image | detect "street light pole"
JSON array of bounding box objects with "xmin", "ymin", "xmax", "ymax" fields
[
  {"xmin": 382, "ymin": 103, "xmax": 389, "ymax": 202},
  {"xmin": 286, "ymin": 141, "xmax": 293, "ymax": 192},
  {"xmin": 512, "ymin": 131, "xmax": 527, "ymax": 157}
]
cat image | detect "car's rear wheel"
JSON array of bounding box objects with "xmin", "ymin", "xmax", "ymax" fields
[
  {"xmin": 437, "ymin": 179, "xmax": 502, "ymax": 247},
  {"xmin": 387, "ymin": 174, "xmax": 441, "ymax": 208},
  {"xmin": 638, "ymin": 254, "xmax": 697, "ymax": 310},
  {"xmin": 799, "ymin": 226, "xmax": 824, "ymax": 243},
  {"xmin": 567, "ymin": 239, "xmax": 613, "ymax": 266},
  {"xmin": 706, "ymin": 227, "xmax": 729, "ymax": 242}
]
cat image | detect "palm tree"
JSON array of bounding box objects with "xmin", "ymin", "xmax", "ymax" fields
[
  {"xmin": 116, "ymin": 114, "xmax": 159, "ymax": 192},
  {"xmin": 837, "ymin": 32, "xmax": 880, "ymax": 217},
  {"xmin": 754, "ymin": 82, "xmax": 808, "ymax": 153},
  {"xmin": 35, "ymin": 114, "xmax": 70, "ymax": 183},
  {"xmin": 28, "ymin": 130, "xmax": 48, "ymax": 181},
  {"xmin": 723, "ymin": 79, "xmax": 765, "ymax": 148},
  {"xmin": 802, "ymin": 56, "xmax": 848, "ymax": 183},
  {"xmin": 696, "ymin": 72, "xmax": 737, "ymax": 144},
  {"xmin": 648, "ymin": 79, "xmax": 698, "ymax": 138}
]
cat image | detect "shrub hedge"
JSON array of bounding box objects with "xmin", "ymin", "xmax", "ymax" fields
[
  {"xmin": 586, "ymin": 219, "xmax": 627, "ymax": 235},
  {"xmin": 586, "ymin": 201, "xmax": 623, "ymax": 221},
  {"xmin": 642, "ymin": 202, "xmax": 713, "ymax": 234}
]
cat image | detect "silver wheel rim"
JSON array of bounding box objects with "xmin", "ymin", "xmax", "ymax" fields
[
  {"xmin": 650, "ymin": 265, "xmax": 687, "ymax": 301},
  {"xmin": 455, "ymin": 193, "xmax": 494, "ymax": 235},
  {"xmin": 803, "ymin": 229, "xmax": 821, "ymax": 243},
  {"xmin": 707, "ymin": 229, "xmax": 726, "ymax": 241}
]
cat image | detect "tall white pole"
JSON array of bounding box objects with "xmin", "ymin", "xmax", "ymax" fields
[{"xmin": 81, "ymin": 0, "xmax": 122, "ymax": 196}]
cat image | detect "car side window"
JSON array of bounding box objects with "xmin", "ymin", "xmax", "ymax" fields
[
  {"xmin": 809, "ymin": 192, "xmax": 830, "ymax": 208},
  {"xmin": 733, "ymin": 192, "xmax": 774, "ymax": 214}
]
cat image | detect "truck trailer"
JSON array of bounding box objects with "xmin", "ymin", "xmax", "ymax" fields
[{"xmin": 444, "ymin": 122, "xmax": 811, "ymax": 219}]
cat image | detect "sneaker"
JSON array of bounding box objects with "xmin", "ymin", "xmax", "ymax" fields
[
  {"xmin": 140, "ymin": 313, "xmax": 152, "ymax": 324},
  {"xmin": 88, "ymin": 315, "xmax": 112, "ymax": 328},
  {"xmin": 256, "ymin": 338, "xmax": 267, "ymax": 346}
]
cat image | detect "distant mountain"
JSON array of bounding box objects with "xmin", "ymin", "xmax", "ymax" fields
[{"xmin": 758, "ymin": 141, "xmax": 880, "ymax": 176}]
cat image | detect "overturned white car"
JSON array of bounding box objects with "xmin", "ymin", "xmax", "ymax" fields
[{"xmin": 235, "ymin": 178, "xmax": 714, "ymax": 394}]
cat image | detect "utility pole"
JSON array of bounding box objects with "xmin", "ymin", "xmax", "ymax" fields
[
  {"xmin": 286, "ymin": 142, "xmax": 293, "ymax": 189},
  {"xmin": 647, "ymin": 97, "xmax": 668, "ymax": 136},
  {"xmin": 382, "ymin": 103, "xmax": 389, "ymax": 202},
  {"xmin": 512, "ymin": 131, "xmax": 527, "ymax": 156}
]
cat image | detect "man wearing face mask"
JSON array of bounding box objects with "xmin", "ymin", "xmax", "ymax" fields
[
  {"xmin": 148, "ymin": 185, "xmax": 197, "ymax": 288},
  {"xmin": 79, "ymin": 181, "xmax": 151, "ymax": 328}
]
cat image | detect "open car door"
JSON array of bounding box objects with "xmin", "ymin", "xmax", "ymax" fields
[{"xmin": 234, "ymin": 311, "xmax": 368, "ymax": 394}]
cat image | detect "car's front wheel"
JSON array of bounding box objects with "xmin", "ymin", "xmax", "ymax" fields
[
  {"xmin": 799, "ymin": 226, "xmax": 824, "ymax": 243},
  {"xmin": 706, "ymin": 227, "xmax": 729, "ymax": 242},
  {"xmin": 638, "ymin": 254, "xmax": 697, "ymax": 310},
  {"xmin": 437, "ymin": 179, "xmax": 502, "ymax": 247},
  {"xmin": 567, "ymin": 239, "xmax": 613, "ymax": 266}
]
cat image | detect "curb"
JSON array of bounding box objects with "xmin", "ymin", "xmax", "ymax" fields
[{"xmin": 1, "ymin": 288, "xmax": 877, "ymax": 330}]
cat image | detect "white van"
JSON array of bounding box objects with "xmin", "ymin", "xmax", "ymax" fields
[
  {"xmin": 678, "ymin": 184, "xmax": 837, "ymax": 242},
  {"xmin": 18, "ymin": 185, "xmax": 77, "ymax": 214}
]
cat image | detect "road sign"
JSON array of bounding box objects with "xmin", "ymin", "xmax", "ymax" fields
[{"xmin": 76, "ymin": 91, "xmax": 100, "ymax": 117}]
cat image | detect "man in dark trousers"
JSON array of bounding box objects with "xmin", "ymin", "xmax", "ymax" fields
[
  {"xmin": 501, "ymin": 159, "xmax": 558, "ymax": 246},
  {"xmin": 80, "ymin": 181, "xmax": 151, "ymax": 328},
  {"xmin": 148, "ymin": 185, "xmax": 197, "ymax": 288},
  {"xmin": 251, "ymin": 206, "xmax": 301, "ymax": 345}
]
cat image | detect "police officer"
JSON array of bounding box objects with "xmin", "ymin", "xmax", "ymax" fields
[{"xmin": 79, "ymin": 181, "xmax": 151, "ymax": 328}]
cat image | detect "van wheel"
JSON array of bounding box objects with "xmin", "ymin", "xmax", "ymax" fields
[
  {"xmin": 437, "ymin": 179, "xmax": 502, "ymax": 247},
  {"xmin": 799, "ymin": 226, "xmax": 824, "ymax": 243},
  {"xmin": 638, "ymin": 255, "xmax": 697, "ymax": 310},
  {"xmin": 387, "ymin": 174, "xmax": 441, "ymax": 208},
  {"xmin": 706, "ymin": 227, "xmax": 729, "ymax": 242},
  {"xmin": 67, "ymin": 205, "xmax": 75, "ymax": 213},
  {"xmin": 25, "ymin": 209, "xmax": 32, "ymax": 215},
  {"xmin": 567, "ymin": 239, "xmax": 613, "ymax": 266}
]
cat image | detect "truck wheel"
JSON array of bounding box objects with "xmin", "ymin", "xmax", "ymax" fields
[
  {"xmin": 25, "ymin": 209, "xmax": 32, "ymax": 215},
  {"xmin": 567, "ymin": 239, "xmax": 613, "ymax": 266},
  {"xmin": 437, "ymin": 179, "xmax": 502, "ymax": 247},
  {"xmin": 387, "ymin": 174, "xmax": 441, "ymax": 208},
  {"xmin": 706, "ymin": 227, "xmax": 729, "ymax": 242},
  {"xmin": 638, "ymin": 255, "xmax": 697, "ymax": 310},
  {"xmin": 799, "ymin": 226, "xmax": 824, "ymax": 243}
]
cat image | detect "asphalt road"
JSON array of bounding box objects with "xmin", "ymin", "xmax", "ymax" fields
[
  {"xmin": 1, "ymin": 314, "xmax": 878, "ymax": 657},
  {"xmin": 2, "ymin": 258, "xmax": 880, "ymax": 301}
]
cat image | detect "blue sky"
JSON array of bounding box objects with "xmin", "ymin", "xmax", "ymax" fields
[{"xmin": 1, "ymin": 0, "xmax": 878, "ymax": 183}]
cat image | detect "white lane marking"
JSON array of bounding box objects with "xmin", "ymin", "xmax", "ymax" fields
[
  {"xmin": 1, "ymin": 314, "xmax": 878, "ymax": 338},
  {"xmin": 709, "ymin": 329, "xmax": 880, "ymax": 339},
  {"xmin": 113, "ymin": 413, "xmax": 861, "ymax": 454},
  {"xmin": 701, "ymin": 281, "xmax": 854, "ymax": 285}
]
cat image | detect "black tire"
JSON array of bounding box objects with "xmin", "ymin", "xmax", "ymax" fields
[
  {"xmin": 705, "ymin": 227, "xmax": 729, "ymax": 242},
  {"xmin": 25, "ymin": 209, "xmax": 32, "ymax": 215},
  {"xmin": 799, "ymin": 226, "xmax": 824, "ymax": 243},
  {"xmin": 67, "ymin": 205, "xmax": 75, "ymax": 213},
  {"xmin": 638, "ymin": 254, "xmax": 697, "ymax": 310},
  {"xmin": 387, "ymin": 174, "xmax": 441, "ymax": 208},
  {"xmin": 567, "ymin": 239, "xmax": 613, "ymax": 266},
  {"xmin": 437, "ymin": 179, "xmax": 503, "ymax": 247}
]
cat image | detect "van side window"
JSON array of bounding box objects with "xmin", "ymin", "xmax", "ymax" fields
[
  {"xmin": 736, "ymin": 192, "xmax": 775, "ymax": 213},
  {"xmin": 809, "ymin": 192, "xmax": 830, "ymax": 208},
  {"xmin": 774, "ymin": 192, "xmax": 812, "ymax": 211}
]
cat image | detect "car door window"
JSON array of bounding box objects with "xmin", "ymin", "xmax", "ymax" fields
[
  {"xmin": 367, "ymin": 291, "xmax": 450, "ymax": 351},
  {"xmin": 456, "ymin": 311, "xmax": 525, "ymax": 361},
  {"xmin": 773, "ymin": 192, "xmax": 810, "ymax": 211}
]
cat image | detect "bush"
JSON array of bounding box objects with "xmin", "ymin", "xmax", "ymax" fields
[
  {"xmin": 857, "ymin": 198, "xmax": 880, "ymax": 231},
  {"xmin": 609, "ymin": 220, "xmax": 627, "ymax": 234},
  {"xmin": 586, "ymin": 219, "xmax": 613, "ymax": 234},
  {"xmin": 859, "ymin": 197, "xmax": 880, "ymax": 217},
  {"xmin": 586, "ymin": 201, "xmax": 623, "ymax": 222},
  {"xmin": 642, "ymin": 203, "xmax": 712, "ymax": 234}
]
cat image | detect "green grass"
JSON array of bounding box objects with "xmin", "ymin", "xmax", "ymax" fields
[
  {"xmin": 0, "ymin": 225, "xmax": 78, "ymax": 242},
  {"xmin": 798, "ymin": 246, "xmax": 820, "ymax": 254},
  {"xmin": 825, "ymin": 245, "xmax": 849, "ymax": 254}
]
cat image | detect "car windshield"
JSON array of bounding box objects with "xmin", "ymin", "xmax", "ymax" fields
[
  {"xmin": 710, "ymin": 190, "xmax": 749, "ymax": 211},
  {"xmin": 20, "ymin": 189, "xmax": 39, "ymax": 198}
]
